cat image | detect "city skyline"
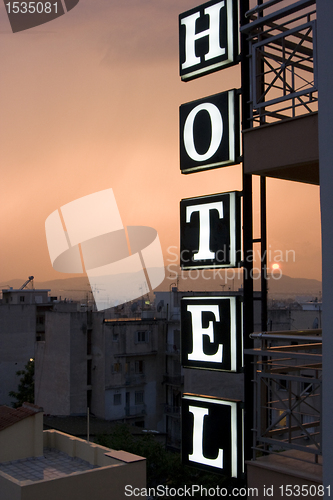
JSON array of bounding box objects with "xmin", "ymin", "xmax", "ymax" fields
[{"xmin": 0, "ymin": 0, "xmax": 322, "ymax": 284}]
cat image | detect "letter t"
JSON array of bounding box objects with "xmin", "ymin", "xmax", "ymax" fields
[{"xmin": 186, "ymin": 201, "xmax": 223, "ymax": 261}]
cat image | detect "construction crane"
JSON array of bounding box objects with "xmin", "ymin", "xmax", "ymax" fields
[{"xmin": 20, "ymin": 276, "xmax": 34, "ymax": 290}]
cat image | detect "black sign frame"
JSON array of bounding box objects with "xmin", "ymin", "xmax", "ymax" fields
[
  {"xmin": 181, "ymin": 295, "xmax": 242, "ymax": 372},
  {"xmin": 179, "ymin": 0, "xmax": 240, "ymax": 81},
  {"xmin": 180, "ymin": 191, "xmax": 241, "ymax": 270},
  {"xmin": 182, "ymin": 393, "xmax": 243, "ymax": 478},
  {"xmin": 180, "ymin": 89, "xmax": 241, "ymax": 174}
]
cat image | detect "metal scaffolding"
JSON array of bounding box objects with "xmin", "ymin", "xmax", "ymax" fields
[
  {"xmin": 245, "ymin": 330, "xmax": 322, "ymax": 464},
  {"xmin": 241, "ymin": 0, "xmax": 317, "ymax": 125}
]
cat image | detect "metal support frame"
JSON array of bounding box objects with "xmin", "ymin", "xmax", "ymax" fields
[
  {"xmin": 241, "ymin": 0, "xmax": 269, "ymax": 470},
  {"xmin": 243, "ymin": 0, "xmax": 317, "ymax": 126},
  {"xmin": 252, "ymin": 21, "xmax": 317, "ymax": 110},
  {"xmin": 260, "ymin": 177, "xmax": 268, "ymax": 331},
  {"xmin": 241, "ymin": 0, "xmax": 322, "ymax": 473},
  {"xmin": 245, "ymin": 332, "xmax": 322, "ymax": 464},
  {"xmin": 241, "ymin": 0, "xmax": 255, "ymax": 469},
  {"xmin": 317, "ymin": 0, "xmax": 333, "ymax": 489}
]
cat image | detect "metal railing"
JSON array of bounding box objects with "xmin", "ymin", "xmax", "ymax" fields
[
  {"xmin": 245, "ymin": 330, "xmax": 322, "ymax": 464},
  {"xmin": 241, "ymin": 0, "xmax": 317, "ymax": 125}
]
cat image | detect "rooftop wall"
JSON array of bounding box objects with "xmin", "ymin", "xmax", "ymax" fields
[
  {"xmin": 43, "ymin": 430, "xmax": 122, "ymax": 467},
  {"xmin": 0, "ymin": 412, "xmax": 43, "ymax": 463},
  {"xmin": 0, "ymin": 430, "xmax": 146, "ymax": 500}
]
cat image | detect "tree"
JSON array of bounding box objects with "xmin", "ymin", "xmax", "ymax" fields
[
  {"xmin": 96, "ymin": 424, "xmax": 231, "ymax": 496},
  {"xmin": 9, "ymin": 359, "xmax": 34, "ymax": 408}
]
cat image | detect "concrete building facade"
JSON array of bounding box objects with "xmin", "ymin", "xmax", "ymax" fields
[{"xmin": 1, "ymin": 285, "xmax": 322, "ymax": 455}]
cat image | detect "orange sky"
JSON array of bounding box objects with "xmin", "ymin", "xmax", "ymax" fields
[{"xmin": 0, "ymin": 0, "xmax": 322, "ymax": 284}]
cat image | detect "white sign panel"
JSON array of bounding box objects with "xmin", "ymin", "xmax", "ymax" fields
[
  {"xmin": 182, "ymin": 394, "xmax": 243, "ymax": 477},
  {"xmin": 181, "ymin": 295, "xmax": 242, "ymax": 372},
  {"xmin": 180, "ymin": 191, "xmax": 241, "ymax": 270},
  {"xmin": 180, "ymin": 90, "xmax": 240, "ymax": 174},
  {"xmin": 179, "ymin": 0, "xmax": 239, "ymax": 81}
]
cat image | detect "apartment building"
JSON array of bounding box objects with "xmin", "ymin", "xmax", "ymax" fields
[
  {"xmin": 33, "ymin": 289, "xmax": 183, "ymax": 437},
  {"xmin": 1, "ymin": 285, "xmax": 320, "ymax": 455},
  {"xmin": 0, "ymin": 288, "xmax": 53, "ymax": 407}
]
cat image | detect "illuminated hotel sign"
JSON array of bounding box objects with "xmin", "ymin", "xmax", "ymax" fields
[
  {"xmin": 180, "ymin": 191, "xmax": 241, "ymax": 270},
  {"xmin": 181, "ymin": 295, "xmax": 242, "ymax": 372},
  {"xmin": 182, "ymin": 394, "xmax": 243, "ymax": 477},
  {"xmin": 178, "ymin": 0, "xmax": 244, "ymax": 482},
  {"xmin": 179, "ymin": 0, "xmax": 239, "ymax": 81},
  {"xmin": 180, "ymin": 90, "xmax": 240, "ymax": 174}
]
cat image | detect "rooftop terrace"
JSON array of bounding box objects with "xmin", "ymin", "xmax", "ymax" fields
[
  {"xmin": 0, "ymin": 448, "xmax": 98, "ymax": 483},
  {"xmin": 0, "ymin": 430, "xmax": 146, "ymax": 500}
]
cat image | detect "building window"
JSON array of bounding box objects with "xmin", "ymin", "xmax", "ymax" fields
[
  {"xmin": 20, "ymin": 296, "xmax": 25, "ymax": 303},
  {"xmin": 87, "ymin": 329, "xmax": 92, "ymax": 355},
  {"xmin": 302, "ymin": 414, "xmax": 316, "ymax": 435},
  {"xmin": 302, "ymin": 375, "xmax": 313, "ymax": 394},
  {"xmin": 112, "ymin": 362, "xmax": 122, "ymax": 373},
  {"xmin": 135, "ymin": 391, "xmax": 144, "ymax": 405},
  {"xmin": 276, "ymin": 377, "xmax": 288, "ymax": 392},
  {"xmin": 114, "ymin": 393, "xmax": 121, "ymax": 405},
  {"xmin": 276, "ymin": 409, "xmax": 287, "ymax": 428},
  {"xmin": 135, "ymin": 360, "xmax": 144, "ymax": 374},
  {"xmin": 87, "ymin": 359, "xmax": 92, "ymax": 386},
  {"xmin": 113, "ymin": 332, "xmax": 119, "ymax": 342},
  {"xmin": 136, "ymin": 331, "xmax": 148, "ymax": 343}
]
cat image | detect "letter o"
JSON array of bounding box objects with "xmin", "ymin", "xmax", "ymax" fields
[{"xmin": 183, "ymin": 103, "xmax": 223, "ymax": 161}]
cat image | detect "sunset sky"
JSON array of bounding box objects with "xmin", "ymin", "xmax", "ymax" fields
[{"xmin": 0, "ymin": 0, "xmax": 322, "ymax": 284}]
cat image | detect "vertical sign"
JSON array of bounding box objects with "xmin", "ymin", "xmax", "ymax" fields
[
  {"xmin": 179, "ymin": 0, "xmax": 244, "ymax": 482},
  {"xmin": 179, "ymin": 0, "xmax": 239, "ymax": 81},
  {"xmin": 181, "ymin": 295, "xmax": 242, "ymax": 372},
  {"xmin": 180, "ymin": 191, "xmax": 241, "ymax": 270},
  {"xmin": 182, "ymin": 394, "xmax": 243, "ymax": 477},
  {"xmin": 180, "ymin": 89, "xmax": 240, "ymax": 174}
]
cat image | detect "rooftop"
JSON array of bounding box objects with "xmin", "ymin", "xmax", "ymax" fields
[
  {"xmin": 0, "ymin": 429, "xmax": 146, "ymax": 500},
  {"xmin": 0, "ymin": 448, "xmax": 99, "ymax": 483},
  {"xmin": 2, "ymin": 289, "xmax": 50, "ymax": 293},
  {"xmin": 0, "ymin": 404, "xmax": 43, "ymax": 432}
]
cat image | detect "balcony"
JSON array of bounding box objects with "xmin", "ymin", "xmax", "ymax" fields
[
  {"xmin": 125, "ymin": 375, "xmax": 145, "ymax": 387},
  {"xmin": 241, "ymin": 0, "xmax": 319, "ymax": 185}
]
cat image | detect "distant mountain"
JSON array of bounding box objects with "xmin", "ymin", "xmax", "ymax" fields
[
  {"xmin": 264, "ymin": 274, "xmax": 322, "ymax": 299},
  {"xmin": 156, "ymin": 268, "xmax": 322, "ymax": 299},
  {"xmin": 0, "ymin": 269, "xmax": 322, "ymax": 302}
]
